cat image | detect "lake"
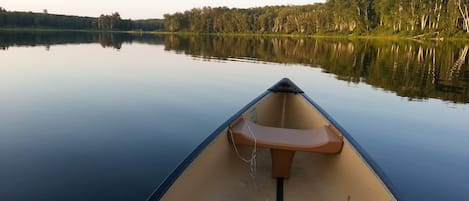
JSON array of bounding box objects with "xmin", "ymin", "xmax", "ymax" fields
[{"xmin": 1, "ymin": 31, "xmax": 468, "ymax": 201}]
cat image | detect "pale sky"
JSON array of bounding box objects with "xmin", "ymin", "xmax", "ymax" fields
[
  {"xmin": 0, "ymin": 0, "xmax": 325, "ymax": 19},
  {"xmin": 0, "ymin": 0, "xmax": 324, "ymax": 19}
]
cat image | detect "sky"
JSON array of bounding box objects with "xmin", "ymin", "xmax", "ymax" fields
[{"xmin": 1, "ymin": 0, "xmax": 324, "ymax": 19}]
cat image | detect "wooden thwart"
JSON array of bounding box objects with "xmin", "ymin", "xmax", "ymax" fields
[{"xmin": 229, "ymin": 119, "xmax": 344, "ymax": 178}]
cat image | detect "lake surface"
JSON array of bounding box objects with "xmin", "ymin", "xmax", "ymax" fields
[{"xmin": 1, "ymin": 32, "xmax": 468, "ymax": 201}]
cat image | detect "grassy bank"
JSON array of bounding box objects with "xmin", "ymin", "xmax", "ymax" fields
[
  {"xmin": 149, "ymin": 31, "xmax": 445, "ymax": 41},
  {"xmin": 158, "ymin": 31, "xmax": 469, "ymax": 41}
]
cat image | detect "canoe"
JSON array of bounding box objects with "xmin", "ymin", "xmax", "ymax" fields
[{"xmin": 147, "ymin": 78, "xmax": 400, "ymax": 201}]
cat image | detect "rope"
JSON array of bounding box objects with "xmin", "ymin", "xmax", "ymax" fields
[{"xmin": 228, "ymin": 119, "xmax": 257, "ymax": 179}]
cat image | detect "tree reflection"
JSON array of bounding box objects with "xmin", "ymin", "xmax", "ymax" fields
[
  {"xmin": 0, "ymin": 31, "xmax": 165, "ymax": 50},
  {"xmin": 164, "ymin": 35, "xmax": 469, "ymax": 103},
  {"xmin": 1, "ymin": 31, "xmax": 466, "ymax": 103}
]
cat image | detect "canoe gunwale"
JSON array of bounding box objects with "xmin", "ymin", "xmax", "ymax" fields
[
  {"xmin": 146, "ymin": 91, "xmax": 270, "ymax": 201},
  {"xmin": 301, "ymin": 93, "xmax": 403, "ymax": 201}
]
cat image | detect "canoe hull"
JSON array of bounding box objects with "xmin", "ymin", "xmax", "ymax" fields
[{"xmin": 147, "ymin": 80, "xmax": 398, "ymax": 201}]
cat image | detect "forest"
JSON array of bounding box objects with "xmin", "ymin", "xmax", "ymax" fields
[
  {"xmin": 4, "ymin": 1, "xmax": 469, "ymax": 36},
  {"xmin": 163, "ymin": 0, "xmax": 469, "ymax": 36},
  {"xmin": 0, "ymin": 7, "xmax": 164, "ymax": 31}
]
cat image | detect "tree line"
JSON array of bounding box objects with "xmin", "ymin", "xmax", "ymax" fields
[
  {"xmin": 163, "ymin": 0, "xmax": 469, "ymax": 36},
  {"xmin": 0, "ymin": 7, "xmax": 163, "ymax": 31}
]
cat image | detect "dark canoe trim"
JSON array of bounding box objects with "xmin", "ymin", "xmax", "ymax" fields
[
  {"xmin": 268, "ymin": 78, "xmax": 304, "ymax": 94},
  {"xmin": 301, "ymin": 93, "xmax": 405, "ymax": 201},
  {"xmin": 276, "ymin": 178, "xmax": 284, "ymax": 201},
  {"xmin": 146, "ymin": 90, "xmax": 270, "ymax": 201}
]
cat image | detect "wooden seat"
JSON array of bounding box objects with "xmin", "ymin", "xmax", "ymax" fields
[
  {"xmin": 229, "ymin": 119, "xmax": 343, "ymax": 178},
  {"xmin": 229, "ymin": 119, "xmax": 343, "ymax": 153}
]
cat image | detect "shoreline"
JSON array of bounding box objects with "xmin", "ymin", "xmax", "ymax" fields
[
  {"xmin": 146, "ymin": 31, "xmax": 469, "ymax": 41},
  {"xmin": 2, "ymin": 27, "xmax": 469, "ymax": 41}
]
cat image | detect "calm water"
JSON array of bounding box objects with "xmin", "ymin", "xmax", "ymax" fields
[{"xmin": 1, "ymin": 32, "xmax": 468, "ymax": 201}]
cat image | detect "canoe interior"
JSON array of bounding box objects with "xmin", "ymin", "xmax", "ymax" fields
[
  {"xmin": 252, "ymin": 93, "xmax": 328, "ymax": 129},
  {"xmin": 159, "ymin": 92, "xmax": 396, "ymax": 201}
]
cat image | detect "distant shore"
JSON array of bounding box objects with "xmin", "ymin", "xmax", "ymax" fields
[{"xmin": 0, "ymin": 27, "xmax": 133, "ymax": 33}]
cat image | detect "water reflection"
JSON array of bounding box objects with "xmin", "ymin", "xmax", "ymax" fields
[
  {"xmin": 1, "ymin": 32, "xmax": 468, "ymax": 201},
  {"xmin": 163, "ymin": 35, "xmax": 469, "ymax": 103},
  {"xmin": 0, "ymin": 31, "xmax": 164, "ymax": 50},
  {"xmin": 1, "ymin": 32, "xmax": 468, "ymax": 103}
]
